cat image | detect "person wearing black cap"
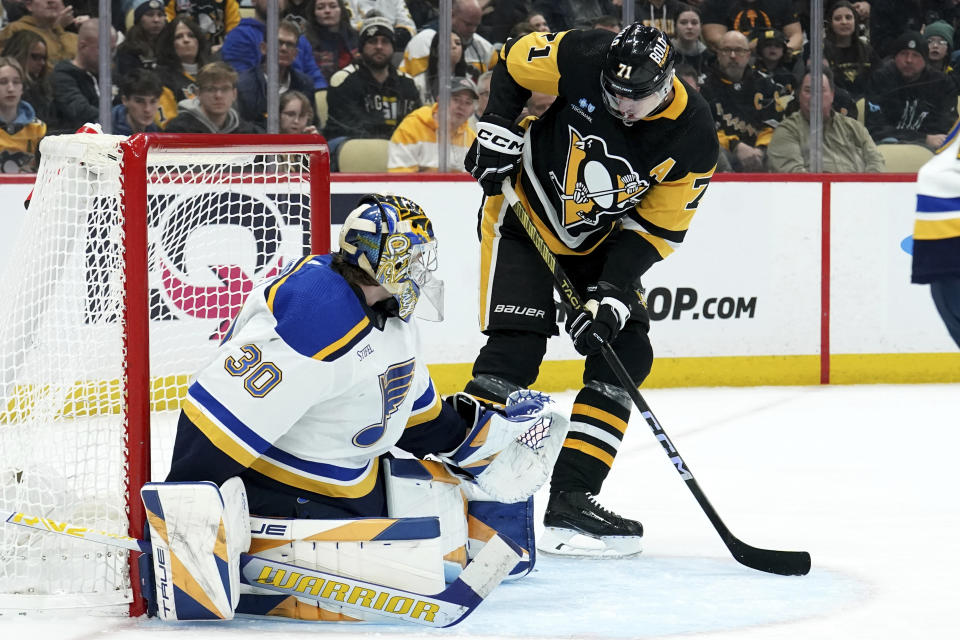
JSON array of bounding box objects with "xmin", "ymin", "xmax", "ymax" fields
[
  {"xmin": 753, "ymin": 27, "xmax": 795, "ymax": 95},
  {"xmin": 324, "ymin": 13, "xmax": 420, "ymax": 164},
  {"xmin": 865, "ymin": 31, "xmax": 958, "ymax": 149},
  {"xmin": 116, "ymin": 0, "xmax": 167, "ymax": 78}
]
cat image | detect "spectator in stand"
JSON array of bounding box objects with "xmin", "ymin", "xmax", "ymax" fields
[
  {"xmin": 701, "ymin": 0, "xmax": 802, "ymax": 53},
  {"xmin": 401, "ymin": 0, "xmax": 497, "ymax": 78},
  {"xmin": 676, "ymin": 62, "xmax": 701, "ymax": 90},
  {"xmin": 236, "ymin": 19, "xmax": 315, "ymax": 129},
  {"xmin": 865, "ymin": 31, "xmax": 957, "ymax": 149},
  {"xmin": 342, "ymin": 0, "xmax": 417, "ymax": 50},
  {"xmin": 283, "ymin": 0, "xmax": 312, "ymax": 22},
  {"xmin": 768, "ymin": 67, "xmax": 885, "ymax": 172},
  {"xmin": 531, "ymin": 0, "xmax": 615, "ymax": 31},
  {"xmin": 508, "ymin": 19, "xmax": 535, "ymax": 40},
  {"xmin": 116, "ymin": 0, "xmax": 166, "ymax": 78},
  {"xmin": 154, "ymin": 16, "xmax": 210, "ymax": 127},
  {"xmin": 527, "ymin": 11, "xmax": 550, "ymax": 32},
  {"xmin": 163, "ymin": 61, "xmax": 261, "ymax": 133},
  {"xmin": 701, "ymin": 29, "xmax": 783, "ymax": 171},
  {"xmin": 279, "ymin": 89, "xmax": 317, "ymax": 133},
  {"xmin": 388, "ymin": 75, "xmax": 477, "ymax": 172},
  {"xmin": 673, "ymin": 5, "xmax": 713, "ymax": 84},
  {"xmin": 222, "ymin": 0, "xmax": 328, "ymax": 90},
  {"xmin": 0, "ymin": 0, "xmax": 78, "ymax": 72},
  {"xmin": 304, "ymin": 0, "xmax": 358, "ymax": 82},
  {"xmin": 475, "ymin": 68, "xmax": 491, "ymax": 117},
  {"xmin": 633, "ymin": 0, "xmax": 685, "ymax": 39},
  {"xmin": 163, "ymin": 0, "xmax": 239, "ymax": 50},
  {"xmin": 111, "ymin": 68, "xmax": 163, "ymax": 135},
  {"xmin": 1, "ymin": 29, "xmax": 54, "ymax": 128},
  {"xmin": 414, "ymin": 30, "xmax": 469, "ymax": 104},
  {"xmin": 923, "ymin": 20, "xmax": 957, "ymax": 83},
  {"xmin": 52, "ymin": 18, "xmax": 114, "ymax": 133},
  {"xmin": 753, "ymin": 28, "xmax": 795, "ymax": 96},
  {"xmin": 0, "ymin": 56, "xmax": 44, "ymax": 172},
  {"xmin": 822, "ymin": 1, "xmax": 879, "ymax": 102},
  {"xmin": 869, "ymin": 0, "xmax": 943, "ymax": 59},
  {"xmin": 405, "ymin": 0, "xmax": 436, "ymax": 28},
  {"xmin": 589, "ymin": 14, "xmax": 622, "ymax": 33},
  {"xmin": 324, "ymin": 15, "xmax": 419, "ymax": 162},
  {"xmin": 476, "ymin": 0, "xmax": 531, "ymax": 45}
]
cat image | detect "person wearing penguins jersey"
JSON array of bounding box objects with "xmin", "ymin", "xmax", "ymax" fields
[{"xmin": 462, "ymin": 23, "xmax": 718, "ymax": 558}]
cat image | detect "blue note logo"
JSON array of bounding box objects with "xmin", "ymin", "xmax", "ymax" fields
[{"xmin": 351, "ymin": 358, "xmax": 416, "ymax": 447}]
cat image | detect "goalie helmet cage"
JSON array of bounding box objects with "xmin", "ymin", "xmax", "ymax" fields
[{"xmin": 0, "ymin": 133, "xmax": 330, "ymax": 616}]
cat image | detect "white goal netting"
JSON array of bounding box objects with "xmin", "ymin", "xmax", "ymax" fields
[{"xmin": 0, "ymin": 133, "xmax": 327, "ymax": 614}]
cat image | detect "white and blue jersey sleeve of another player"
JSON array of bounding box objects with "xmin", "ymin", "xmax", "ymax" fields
[{"xmin": 165, "ymin": 254, "xmax": 465, "ymax": 510}]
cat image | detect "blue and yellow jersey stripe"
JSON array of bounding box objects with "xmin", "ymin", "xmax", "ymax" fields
[
  {"xmin": 185, "ymin": 383, "xmax": 381, "ymax": 499},
  {"xmin": 265, "ymin": 255, "xmax": 374, "ymax": 362},
  {"xmin": 405, "ymin": 378, "xmax": 442, "ymax": 429}
]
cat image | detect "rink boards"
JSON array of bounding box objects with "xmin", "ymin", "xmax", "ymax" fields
[{"xmin": 0, "ymin": 173, "xmax": 955, "ymax": 395}]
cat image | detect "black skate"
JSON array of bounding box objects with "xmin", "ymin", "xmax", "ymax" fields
[{"xmin": 538, "ymin": 491, "xmax": 643, "ymax": 558}]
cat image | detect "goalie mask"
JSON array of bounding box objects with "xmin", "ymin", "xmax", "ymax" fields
[
  {"xmin": 600, "ymin": 23, "xmax": 676, "ymax": 123},
  {"xmin": 339, "ymin": 194, "xmax": 443, "ymax": 322}
]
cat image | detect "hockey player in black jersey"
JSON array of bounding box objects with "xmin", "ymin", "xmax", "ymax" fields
[{"xmin": 463, "ymin": 23, "xmax": 718, "ymax": 557}]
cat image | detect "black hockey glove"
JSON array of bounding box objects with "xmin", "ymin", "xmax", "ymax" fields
[
  {"xmin": 464, "ymin": 114, "xmax": 524, "ymax": 196},
  {"xmin": 567, "ymin": 297, "xmax": 630, "ymax": 356}
]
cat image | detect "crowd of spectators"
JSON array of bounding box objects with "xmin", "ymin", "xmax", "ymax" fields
[{"xmin": 0, "ymin": 0, "xmax": 958, "ymax": 173}]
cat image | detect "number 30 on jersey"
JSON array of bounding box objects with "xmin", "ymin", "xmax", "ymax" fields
[{"xmin": 224, "ymin": 344, "xmax": 283, "ymax": 397}]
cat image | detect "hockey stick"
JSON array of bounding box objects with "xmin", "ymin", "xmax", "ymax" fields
[
  {"xmin": 0, "ymin": 508, "xmax": 520, "ymax": 627},
  {"xmin": 500, "ymin": 180, "xmax": 811, "ymax": 577}
]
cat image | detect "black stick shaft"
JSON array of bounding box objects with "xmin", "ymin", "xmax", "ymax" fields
[{"xmin": 500, "ymin": 181, "xmax": 810, "ymax": 576}]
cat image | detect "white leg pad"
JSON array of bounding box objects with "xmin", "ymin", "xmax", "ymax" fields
[
  {"xmin": 141, "ymin": 477, "xmax": 251, "ymax": 621},
  {"xmin": 241, "ymin": 515, "xmax": 445, "ymax": 621},
  {"xmin": 384, "ymin": 458, "xmax": 469, "ymax": 583}
]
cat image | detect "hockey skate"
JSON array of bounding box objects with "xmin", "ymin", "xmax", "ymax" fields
[{"xmin": 538, "ymin": 491, "xmax": 643, "ymax": 558}]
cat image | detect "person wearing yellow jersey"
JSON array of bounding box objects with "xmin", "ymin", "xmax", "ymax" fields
[
  {"xmin": 463, "ymin": 23, "xmax": 718, "ymax": 558},
  {"xmin": 0, "ymin": 56, "xmax": 44, "ymax": 173},
  {"xmin": 388, "ymin": 75, "xmax": 477, "ymax": 172}
]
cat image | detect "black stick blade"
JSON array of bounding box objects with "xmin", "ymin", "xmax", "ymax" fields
[{"xmin": 731, "ymin": 541, "xmax": 811, "ymax": 576}]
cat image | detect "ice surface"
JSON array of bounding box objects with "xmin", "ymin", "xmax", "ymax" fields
[{"xmin": 1, "ymin": 383, "xmax": 957, "ymax": 639}]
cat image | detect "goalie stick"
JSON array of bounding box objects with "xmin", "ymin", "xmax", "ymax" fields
[
  {"xmin": 0, "ymin": 508, "xmax": 520, "ymax": 626},
  {"xmin": 501, "ymin": 179, "xmax": 811, "ymax": 577}
]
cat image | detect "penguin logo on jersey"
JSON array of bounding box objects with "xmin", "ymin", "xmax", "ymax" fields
[{"xmin": 549, "ymin": 125, "xmax": 649, "ymax": 227}]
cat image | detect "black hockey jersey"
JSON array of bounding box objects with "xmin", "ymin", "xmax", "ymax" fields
[
  {"xmin": 700, "ymin": 65, "xmax": 783, "ymax": 149},
  {"xmin": 485, "ymin": 29, "xmax": 718, "ymax": 284}
]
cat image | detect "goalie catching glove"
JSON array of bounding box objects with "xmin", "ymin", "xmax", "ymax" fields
[
  {"xmin": 464, "ymin": 114, "xmax": 524, "ymax": 196},
  {"xmin": 440, "ymin": 390, "xmax": 569, "ymax": 503}
]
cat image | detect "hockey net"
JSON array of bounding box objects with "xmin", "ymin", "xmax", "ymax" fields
[{"xmin": 0, "ymin": 133, "xmax": 330, "ymax": 615}]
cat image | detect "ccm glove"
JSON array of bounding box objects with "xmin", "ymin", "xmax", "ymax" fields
[
  {"xmin": 464, "ymin": 114, "xmax": 524, "ymax": 196},
  {"xmin": 567, "ymin": 297, "xmax": 630, "ymax": 356}
]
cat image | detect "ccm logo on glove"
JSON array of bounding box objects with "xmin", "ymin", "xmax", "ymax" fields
[{"xmin": 477, "ymin": 126, "xmax": 523, "ymax": 152}]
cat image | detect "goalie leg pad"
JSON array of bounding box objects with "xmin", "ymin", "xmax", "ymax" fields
[
  {"xmin": 465, "ymin": 494, "xmax": 535, "ymax": 580},
  {"xmin": 242, "ymin": 514, "xmax": 446, "ymax": 622},
  {"xmin": 141, "ymin": 477, "xmax": 250, "ymax": 621},
  {"xmin": 384, "ymin": 458, "xmax": 468, "ymax": 583}
]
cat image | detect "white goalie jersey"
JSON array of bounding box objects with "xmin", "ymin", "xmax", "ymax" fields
[{"xmin": 170, "ymin": 254, "xmax": 450, "ymax": 503}]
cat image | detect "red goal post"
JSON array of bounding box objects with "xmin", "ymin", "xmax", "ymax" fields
[{"xmin": 0, "ymin": 133, "xmax": 330, "ymax": 616}]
